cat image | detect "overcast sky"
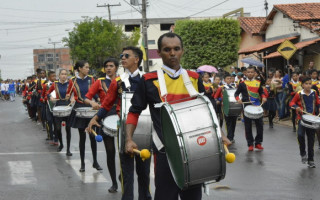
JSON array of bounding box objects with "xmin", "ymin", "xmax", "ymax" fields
[{"xmin": 0, "ymin": 0, "xmax": 319, "ymax": 79}]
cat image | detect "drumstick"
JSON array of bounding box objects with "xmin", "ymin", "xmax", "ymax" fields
[
  {"xmin": 133, "ymin": 149, "xmax": 151, "ymax": 161},
  {"xmin": 291, "ymin": 107, "xmax": 313, "ymax": 116},
  {"xmin": 67, "ymin": 78, "xmax": 77, "ymax": 98},
  {"xmin": 91, "ymin": 130, "xmax": 103, "ymax": 142},
  {"xmin": 224, "ymin": 144, "xmax": 236, "ymax": 163}
]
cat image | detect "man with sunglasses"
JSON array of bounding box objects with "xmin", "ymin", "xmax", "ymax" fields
[
  {"xmin": 124, "ymin": 32, "xmax": 230, "ymax": 200},
  {"xmin": 87, "ymin": 46, "xmax": 151, "ymax": 200}
]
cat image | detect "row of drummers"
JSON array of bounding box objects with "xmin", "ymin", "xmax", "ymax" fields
[{"xmin": 21, "ymin": 46, "xmax": 233, "ymax": 197}]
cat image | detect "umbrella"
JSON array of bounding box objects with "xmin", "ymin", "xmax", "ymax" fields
[
  {"xmin": 241, "ymin": 58, "xmax": 265, "ymax": 68},
  {"xmin": 197, "ymin": 65, "xmax": 218, "ymax": 73}
]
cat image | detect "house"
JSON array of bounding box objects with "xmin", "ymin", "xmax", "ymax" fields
[{"xmin": 239, "ymin": 3, "xmax": 320, "ymax": 71}]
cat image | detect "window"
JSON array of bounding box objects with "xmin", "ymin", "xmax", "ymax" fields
[
  {"xmin": 47, "ymin": 64, "xmax": 53, "ymax": 70},
  {"xmin": 46, "ymin": 54, "xmax": 53, "ymax": 62},
  {"xmin": 160, "ymin": 23, "xmax": 174, "ymax": 31},
  {"xmin": 125, "ymin": 24, "xmax": 140, "ymax": 32},
  {"xmin": 38, "ymin": 54, "xmax": 45, "ymax": 62},
  {"xmin": 148, "ymin": 40, "xmax": 156, "ymax": 45},
  {"xmin": 55, "ymin": 54, "xmax": 59, "ymax": 61}
]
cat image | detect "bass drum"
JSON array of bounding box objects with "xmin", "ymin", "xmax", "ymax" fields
[
  {"xmin": 160, "ymin": 95, "xmax": 226, "ymax": 190},
  {"xmin": 118, "ymin": 91, "xmax": 153, "ymax": 153}
]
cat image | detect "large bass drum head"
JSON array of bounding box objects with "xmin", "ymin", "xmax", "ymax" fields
[{"xmin": 160, "ymin": 105, "xmax": 185, "ymax": 189}]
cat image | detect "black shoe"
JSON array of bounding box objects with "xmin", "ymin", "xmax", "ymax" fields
[
  {"xmin": 79, "ymin": 165, "xmax": 85, "ymax": 172},
  {"xmin": 57, "ymin": 145, "xmax": 63, "ymax": 152},
  {"xmin": 293, "ymin": 127, "xmax": 296, "ymax": 132},
  {"xmin": 108, "ymin": 185, "xmax": 118, "ymax": 193},
  {"xmin": 66, "ymin": 151, "xmax": 72, "ymax": 156},
  {"xmin": 93, "ymin": 163, "xmax": 103, "ymax": 171}
]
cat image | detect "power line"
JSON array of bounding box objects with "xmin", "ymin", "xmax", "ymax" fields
[
  {"xmin": 187, "ymin": 0, "xmax": 230, "ymax": 17},
  {"xmin": 97, "ymin": 2, "xmax": 122, "ymax": 22},
  {"xmin": 0, "ymin": 6, "xmax": 107, "ymax": 14}
]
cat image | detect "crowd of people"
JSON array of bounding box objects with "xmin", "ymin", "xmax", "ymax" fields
[
  {"xmin": 11, "ymin": 32, "xmax": 319, "ymax": 200},
  {"xmin": 0, "ymin": 79, "xmax": 23, "ymax": 101}
]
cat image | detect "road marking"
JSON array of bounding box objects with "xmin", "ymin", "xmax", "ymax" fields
[
  {"xmin": 0, "ymin": 151, "xmax": 105, "ymax": 156},
  {"xmin": 65, "ymin": 159, "xmax": 109, "ymax": 183},
  {"xmin": 8, "ymin": 161, "xmax": 37, "ymax": 185}
]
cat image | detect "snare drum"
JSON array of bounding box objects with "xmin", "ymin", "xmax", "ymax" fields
[
  {"xmin": 244, "ymin": 105, "xmax": 263, "ymax": 119},
  {"xmin": 118, "ymin": 92, "xmax": 153, "ymax": 153},
  {"xmin": 75, "ymin": 107, "xmax": 97, "ymax": 118},
  {"xmin": 102, "ymin": 115, "xmax": 119, "ymax": 137},
  {"xmin": 53, "ymin": 106, "xmax": 72, "ymax": 117},
  {"xmin": 160, "ymin": 95, "xmax": 226, "ymax": 189},
  {"xmin": 223, "ymin": 89, "xmax": 242, "ymax": 116},
  {"xmin": 301, "ymin": 114, "xmax": 320, "ymax": 129}
]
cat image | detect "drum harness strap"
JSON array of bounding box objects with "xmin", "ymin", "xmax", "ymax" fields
[{"xmin": 153, "ymin": 68, "xmax": 200, "ymax": 151}]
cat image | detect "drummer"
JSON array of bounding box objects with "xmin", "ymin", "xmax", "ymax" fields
[
  {"xmin": 214, "ymin": 73, "xmax": 237, "ymax": 143},
  {"xmin": 67, "ymin": 61, "xmax": 102, "ymax": 172},
  {"xmin": 87, "ymin": 47, "xmax": 151, "ymax": 200},
  {"xmin": 47, "ymin": 69, "xmax": 73, "ymax": 156},
  {"xmin": 289, "ymin": 77, "xmax": 319, "ymax": 168},
  {"xmin": 123, "ymin": 32, "xmax": 230, "ymax": 200},
  {"xmin": 41, "ymin": 71, "xmax": 57, "ymax": 143},
  {"xmin": 234, "ymin": 65, "xmax": 267, "ymax": 151},
  {"xmin": 84, "ymin": 57, "xmax": 119, "ymax": 193}
]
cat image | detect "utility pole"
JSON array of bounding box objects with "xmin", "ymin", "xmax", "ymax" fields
[
  {"xmin": 48, "ymin": 39, "xmax": 61, "ymax": 73},
  {"xmin": 97, "ymin": 3, "xmax": 121, "ymax": 22},
  {"xmin": 264, "ymin": 0, "xmax": 269, "ymax": 17},
  {"xmin": 141, "ymin": 0, "xmax": 149, "ymax": 72}
]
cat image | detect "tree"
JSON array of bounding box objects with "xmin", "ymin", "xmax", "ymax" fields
[
  {"xmin": 63, "ymin": 17, "xmax": 140, "ymax": 71},
  {"xmin": 174, "ymin": 18, "xmax": 241, "ymax": 69}
]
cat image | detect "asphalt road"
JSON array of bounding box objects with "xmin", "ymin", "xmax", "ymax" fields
[{"xmin": 0, "ymin": 97, "xmax": 319, "ymax": 200}]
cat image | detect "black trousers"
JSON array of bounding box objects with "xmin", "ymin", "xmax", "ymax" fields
[
  {"xmin": 291, "ymin": 109, "xmax": 297, "ymax": 128},
  {"xmin": 119, "ymin": 153, "xmax": 151, "ymax": 200},
  {"xmin": 78, "ymin": 128, "xmax": 98, "ymax": 167},
  {"xmin": 244, "ymin": 116, "xmax": 263, "ymax": 146},
  {"xmin": 297, "ymin": 121, "xmax": 315, "ymax": 161},
  {"xmin": 54, "ymin": 117, "xmax": 71, "ymax": 151},
  {"xmin": 224, "ymin": 115, "xmax": 237, "ymax": 141},
  {"xmin": 154, "ymin": 152, "xmax": 202, "ymax": 200},
  {"xmin": 268, "ymin": 110, "xmax": 276, "ymax": 126}
]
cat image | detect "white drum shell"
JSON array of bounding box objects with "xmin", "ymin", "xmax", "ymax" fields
[
  {"xmin": 301, "ymin": 114, "xmax": 320, "ymax": 129},
  {"xmin": 244, "ymin": 105, "xmax": 263, "ymax": 119},
  {"xmin": 118, "ymin": 92, "xmax": 153, "ymax": 153},
  {"xmin": 53, "ymin": 106, "xmax": 72, "ymax": 117},
  {"xmin": 102, "ymin": 115, "xmax": 119, "ymax": 137},
  {"xmin": 75, "ymin": 107, "xmax": 97, "ymax": 118}
]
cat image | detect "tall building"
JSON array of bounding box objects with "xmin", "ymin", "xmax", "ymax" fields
[{"xmin": 33, "ymin": 48, "xmax": 73, "ymax": 73}]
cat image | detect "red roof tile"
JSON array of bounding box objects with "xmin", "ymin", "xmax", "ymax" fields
[
  {"xmin": 299, "ymin": 21, "xmax": 320, "ymax": 35},
  {"xmin": 238, "ymin": 36, "xmax": 297, "ymax": 54},
  {"xmin": 239, "ymin": 17, "xmax": 266, "ymax": 35},
  {"xmin": 263, "ymin": 38, "xmax": 320, "ymax": 59},
  {"xmin": 274, "ymin": 3, "xmax": 320, "ymax": 21}
]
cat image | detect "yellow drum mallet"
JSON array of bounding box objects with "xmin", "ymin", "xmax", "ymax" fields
[
  {"xmin": 133, "ymin": 149, "xmax": 151, "ymax": 161},
  {"xmin": 224, "ymin": 144, "xmax": 236, "ymax": 163}
]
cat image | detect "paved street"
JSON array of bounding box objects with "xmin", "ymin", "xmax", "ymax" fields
[{"xmin": 0, "ymin": 97, "xmax": 320, "ymax": 200}]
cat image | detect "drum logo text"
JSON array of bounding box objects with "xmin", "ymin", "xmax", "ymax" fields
[{"xmin": 197, "ymin": 136, "xmax": 207, "ymax": 146}]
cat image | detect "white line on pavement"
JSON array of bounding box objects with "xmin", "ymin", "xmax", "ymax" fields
[
  {"xmin": 65, "ymin": 159, "xmax": 109, "ymax": 183},
  {"xmin": 8, "ymin": 161, "xmax": 37, "ymax": 185}
]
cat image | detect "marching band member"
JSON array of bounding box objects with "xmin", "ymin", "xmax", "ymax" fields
[
  {"xmin": 234, "ymin": 65, "xmax": 267, "ymax": 151},
  {"xmin": 84, "ymin": 58, "xmax": 119, "ymax": 193},
  {"xmin": 288, "ymin": 72, "xmax": 301, "ymax": 132},
  {"xmin": 123, "ymin": 33, "xmax": 229, "ymax": 200},
  {"xmin": 263, "ymin": 77, "xmax": 276, "ymax": 128},
  {"xmin": 47, "ymin": 69, "xmax": 72, "ymax": 155},
  {"xmin": 29, "ymin": 74, "xmax": 38, "ymax": 121},
  {"xmin": 289, "ymin": 77, "xmax": 319, "ymax": 168},
  {"xmin": 214, "ymin": 73, "xmax": 237, "ymax": 143},
  {"xmin": 36, "ymin": 69, "xmax": 47, "ymax": 129},
  {"xmin": 42, "ymin": 71, "xmax": 57, "ymax": 144},
  {"xmin": 87, "ymin": 47, "xmax": 151, "ymax": 200},
  {"xmin": 67, "ymin": 61, "xmax": 102, "ymax": 172}
]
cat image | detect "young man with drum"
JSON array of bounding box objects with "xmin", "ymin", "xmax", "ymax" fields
[
  {"xmin": 214, "ymin": 73, "xmax": 238, "ymax": 143},
  {"xmin": 288, "ymin": 72, "xmax": 301, "ymax": 132},
  {"xmin": 47, "ymin": 69, "xmax": 73, "ymax": 156},
  {"xmin": 84, "ymin": 57, "xmax": 119, "ymax": 193},
  {"xmin": 234, "ymin": 65, "xmax": 267, "ymax": 151},
  {"xmin": 87, "ymin": 47, "xmax": 152, "ymax": 200},
  {"xmin": 124, "ymin": 32, "xmax": 230, "ymax": 200},
  {"xmin": 41, "ymin": 71, "xmax": 57, "ymax": 144},
  {"xmin": 289, "ymin": 77, "xmax": 319, "ymax": 168}
]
